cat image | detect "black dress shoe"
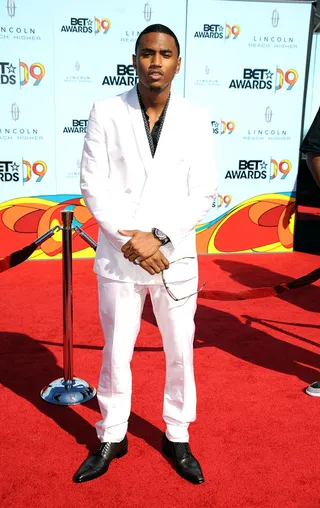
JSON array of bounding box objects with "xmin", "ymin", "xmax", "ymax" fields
[
  {"xmin": 162, "ymin": 434, "xmax": 204, "ymax": 484},
  {"xmin": 73, "ymin": 436, "xmax": 128, "ymax": 483}
]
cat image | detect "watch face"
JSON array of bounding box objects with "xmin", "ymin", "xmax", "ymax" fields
[
  {"xmin": 153, "ymin": 228, "xmax": 169, "ymax": 245},
  {"xmin": 155, "ymin": 229, "xmax": 165, "ymax": 240}
]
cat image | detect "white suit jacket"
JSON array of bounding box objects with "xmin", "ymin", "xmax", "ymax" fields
[{"xmin": 80, "ymin": 86, "xmax": 217, "ymax": 284}]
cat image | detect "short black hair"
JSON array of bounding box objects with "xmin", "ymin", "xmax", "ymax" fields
[{"xmin": 135, "ymin": 24, "xmax": 180, "ymax": 56}]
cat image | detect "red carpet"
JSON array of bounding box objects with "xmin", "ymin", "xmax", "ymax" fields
[
  {"xmin": 297, "ymin": 205, "xmax": 320, "ymax": 221},
  {"xmin": 1, "ymin": 252, "xmax": 320, "ymax": 508}
]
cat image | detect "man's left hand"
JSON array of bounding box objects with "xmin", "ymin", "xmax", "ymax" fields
[{"xmin": 119, "ymin": 229, "xmax": 162, "ymax": 261}]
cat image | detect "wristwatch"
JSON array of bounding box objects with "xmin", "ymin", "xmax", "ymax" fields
[{"xmin": 152, "ymin": 228, "xmax": 170, "ymax": 246}]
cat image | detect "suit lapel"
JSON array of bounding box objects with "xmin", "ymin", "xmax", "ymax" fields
[
  {"xmin": 126, "ymin": 87, "xmax": 153, "ymax": 175},
  {"xmin": 126, "ymin": 87, "xmax": 180, "ymax": 174}
]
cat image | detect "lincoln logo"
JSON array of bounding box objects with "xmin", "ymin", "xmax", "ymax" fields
[
  {"xmin": 75, "ymin": 61, "xmax": 80, "ymax": 71},
  {"xmin": 6, "ymin": 0, "xmax": 16, "ymax": 18},
  {"xmin": 11, "ymin": 103, "xmax": 19, "ymax": 121},
  {"xmin": 265, "ymin": 106, "xmax": 272, "ymax": 123},
  {"xmin": 143, "ymin": 3, "xmax": 152, "ymax": 22},
  {"xmin": 271, "ymin": 9, "xmax": 279, "ymax": 28},
  {"xmin": 205, "ymin": 66, "xmax": 210, "ymax": 75}
]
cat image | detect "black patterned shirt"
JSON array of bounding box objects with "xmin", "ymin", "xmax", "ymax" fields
[{"xmin": 136, "ymin": 86, "xmax": 170, "ymax": 157}]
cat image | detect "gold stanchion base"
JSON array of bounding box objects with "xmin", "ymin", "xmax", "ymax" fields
[{"xmin": 40, "ymin": 377, "xmax": 96, "ymax": 405}]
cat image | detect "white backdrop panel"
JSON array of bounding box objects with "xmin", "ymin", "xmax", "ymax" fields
[
  {"xmin": 53, "ymin": 0, "xmax": 186, "ymax": 193},
  {"xmin": 0, "ymin": 0, "xmax": 56, "ymax": 201},
  {"xmin": 185, "ymin": 0, "xmax": 312, "ymax": 226}
]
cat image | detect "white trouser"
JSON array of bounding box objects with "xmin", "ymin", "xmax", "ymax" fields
[{"xmin": 95, "ymin": 275, "xmax": 198, "ymax": 443}]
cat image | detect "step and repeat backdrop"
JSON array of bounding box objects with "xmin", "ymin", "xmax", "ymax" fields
[{"xmin": 0, "ymin": 0, "xmax": 312, "ymax": 259}]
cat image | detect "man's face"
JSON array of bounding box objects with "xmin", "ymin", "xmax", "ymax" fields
[{"xmin": 133, "ymin": 32, "xmax": 181, "ymax": 91}]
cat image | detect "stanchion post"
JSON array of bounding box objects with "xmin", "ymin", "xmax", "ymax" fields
[
  {"xmin": 62, "ymin": 210, "xmax": 74, "ymax": 386},
  {"xmin": 40, "ymin": 209, "xmax": 96, "ymax": 405}
]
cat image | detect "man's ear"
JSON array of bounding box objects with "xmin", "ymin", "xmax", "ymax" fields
[
  {"xmin": 175, "ymin": 57, "xmax": 182, "ymax": 74},
  {"xmin": 132, "ymin": 54, "xmax": 137, "ymax": 70}
]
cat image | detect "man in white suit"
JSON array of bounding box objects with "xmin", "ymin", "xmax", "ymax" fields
[{"xmin": 74, "ymin": 24, "xmax": 217, "ymax": 484}]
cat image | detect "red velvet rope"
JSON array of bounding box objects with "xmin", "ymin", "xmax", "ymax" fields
[
  {"xmin": 199, "ymin": 267, "xmax": 320, "ymax": 300},
  {"xmin": 1, "ymin": 238, "xmax": 319, "ymax": 301}
]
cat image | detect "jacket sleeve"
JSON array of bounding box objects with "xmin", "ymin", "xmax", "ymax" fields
[
  {"xmin": 155, "ymin": 110, "xmax": 217, "ymax": 249},
  {"xmin": 80, "ymin": 102, "xmax": 131, "ymax": 251}
]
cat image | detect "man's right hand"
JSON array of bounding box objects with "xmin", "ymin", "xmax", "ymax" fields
[{"xmin": 139, "ymin": 250, "xmax": 169, "ymax": 275}]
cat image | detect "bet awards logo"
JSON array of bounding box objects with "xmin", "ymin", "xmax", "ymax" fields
[
  {"xmin": 212, "ymin": 120, "xmax": 235, "ymax": 135},
  {"xmin": 270, "ymin": 159, "xmax": 292, "ymax": 180},
  {"xmin": 102, "ymin": 64, "xmax": 138, "ymax": 86},
  {"xmin": 212, "ymin": 194, "xmax": 232, "ymax": 208},
  {"xmin": 143, "ymin": 3, "xmax": 152, "ymax": 22},
  {"xmin": 63, "ymin": 119, "xmax": 88, "ymax": 134},
  {"xmin": 23, "ymin": 160, "xmax": 47, "ymax": 182},
  {"xmin": 225, "ymin": 24, "xmax": 240, "ymax": 39},
  {"xmin": 229, "ymin": 67, "xmax": 298, "ymax": 91},
  {"xmin": 0, "ymin": 61, "xmax": 45, "ymax": 87},
  {"xmin": 226, "ymin": 160, "xmax": 268, "ymax": 180},
  {"xmin": 211, "ymin": 121, "xmax": 219, "ymax": 134},
  {"xmin": 195, "ymin": 23, "xmax": 240, "ymax": 39},
  {"xmin": 230, "ymin": 69, "xmax": 273, "ymax": 90},
  {"xmin": 195, "ymin": 24, "xmax": 223, "ymax": 39},
  {"xmin": 95, "ymin": 18, "xmax": 111, "ymax": 34},
  {"xmin": 0, "ymin": 62, "xmax": 16, "ymax": 85},
  {"xmin": 61, "ymin": 17, "xmax": 111, "ymax": 34},
  {"xmin": 0, "ymin": 159, "xmax": 47, "ymax": 182},
  {"xmin": 225, "ymin": 159, "xmax": 292, "ymax": 180},
  {"xmin": 275, "ymin": 68, "xmax": 298, "ymax": 91},
  {"xmin": 0, "ymin": 161, "xmax": 19, "ymax": 181},
  {"xmin": 20, "ymin": 62, "xmax": 45, "ymax": 86}
]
